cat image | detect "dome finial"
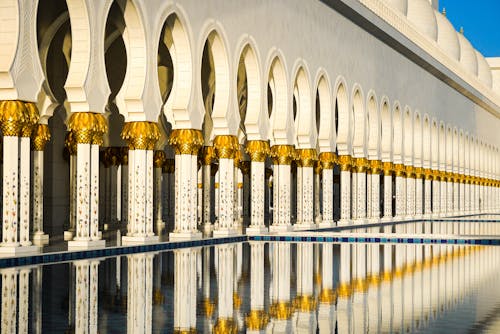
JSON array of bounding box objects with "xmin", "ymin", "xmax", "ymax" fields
[
  {"xmin": 460, "ymin": 26, "xmax": 464, "ymax": 34},
  {"xmin": 442, "ymin": 7, "xmax": 446, "ymax": 16}
]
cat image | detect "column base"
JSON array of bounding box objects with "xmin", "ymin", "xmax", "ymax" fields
[
  {"xmin": 202, "ymin": 223, "xmax": 213, "ymax": 234},
  {"xmin": 294, "ymin": 222, "xmax": 317, "ymax": 231},
  {"xmin": 68, "ymin": 239, "xmax": 106, "ymax": 250},
  {"xmin": 318, "ymin": 221, "xmax": 335, "ymax": 229},
  {"xmin": 269, "ymin": 224, "xmax": 293, "ymax": 233},
  {"xmin": 404, "ymin": 215, "xmax": 415, "ymax": 221},
  {"xmin": 367, "ymin": 217, "xmax": 380, "ymax": 225},
  {"xmin": 0, "ymin": 244, "xmax": 39, "ymax": 257},
  {"xmin": 32, "ymin": 232, "xmax": 49, "ymax": 246},
  {"xmin": 169, "ymin": 231, "xmax": 202, "ymax": 241},
  {"xmin": 353, "ymin": 218, "xmax": 367, "ymax": 226},
  {"xmin": 380, "ymin": 216, "xmax": 393, "ymax": 223},
  {"xmin": 64, "ymin": 230, "xmax": 75, "ymax": 241},
  {"xmin": 315, "ymin": 215, "xmax": 323, "ymax": 224},
  {"xmin": 213, "ymin": 229, "xmax": 237, "ymax": 237},
  {"xmin": 122, "ymin": 235, "xmax": 160, "ymax": 245},
  {"xmin": 337, "ymin": 219, "xmax": 352, "ymax": 227},
  {"xmin": 246, "ymin": 226, "xmax": 268, "ymax": 235}
]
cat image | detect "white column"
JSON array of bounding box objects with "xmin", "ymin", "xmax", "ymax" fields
[
  {"xmin": 459, "ymin": 178, "xmax": 465, "ymax": 214},
  {"xmin": 154, "ymin": 166, "xmax": 164, "ymax": 227},
  {"xmin": 236, "ymin": 167, "xmax": 244, "ymax": 225},
  {"xmin": 214, "ymin": 158, "xmax": 235, "ymax": 236},
  {"xmin": 197, "ymin": 168, "xmax": 203, "ymax": 227},
  {"xmin": 415, "ymin": 175, "xmax": 423, "ymax": 218},
  {"xmin": 370, "ymin": 172, "xmax": 380, "ymax": 222},
  {"xmin": 432, "ymin": 175, "xmax": 441, "ymax": 217},
  {"xmin": 2, "ymin": 136, "xmax": 20, "ymax": 247},
  {"xmin": 446, "ymin": 178, "xmax": 453, "ymax": 216},
  {"xmin": 338, "ymin": 156, "xmax": 352, "ymax": 226},
  {"xmin": 355, "ymin": 170, "xmax": 367, "ymax": 224},
  {"xmin": 32, "ymin": 149, "xmax": 49, "ymax": 244},
  {"xmin": 464, "ymin": 180, "xmax": 470, "ymax": 213},
  {"xmin": 295, "ymin": 165, "xmax": 315, "ymax": 230},
  {"xmin": 395, "ymin": 175, "xmax": 406, "ymax": 220},
  {"xmin": 296, "ymin": 166, "xmax": 303, "ymax": 225},
  {"xmin": 247, "ymin": 161, "xmax": 267, "ymax": 234},
  {"xmin": 405, "ymin": 172, "xmax": 415, "ymax": 219},
  {"xmin": 314, "ymin": 167, "xmax": 322, "ymax": 224},
  {"xmin": 440, "ymin": 175, "xmax": 447, "ymax": 216},
  {"xmin": 121, "ymin": 152, "xmax": 129, "ymax": 226},
  {"xmin": 65, "ymin": 153, "xmax": 77, "ymax": 240},
  {"xmin": 423, "ymin": 173, "xmax": 432, "ymax": 218},
  {"xmin": 202, "ymin": 164, "xmax": 211, "ymax": 231},
  {"xmin": 320, "ymin": 168, "xmax": 334, "ymax": 227},
  {"xmin": 269, "ymin": 145, "xmax": 294, "ymax": 232},
  {"xmin": 90, "ymin": 144, "xmax": 100, "ymax": 240},
  {"xmin": 19, "ymin": 136, "xmax": 31, "ymax": 246},
  {"xmin": 382, "ymin": 163, "xmax": 393, "ymax": 221}
]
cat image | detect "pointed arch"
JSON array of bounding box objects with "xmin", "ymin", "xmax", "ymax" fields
[
  {"xmin": 403, "ymin": 106, "xmax": 413, "ymax": 165},
  {"xmin": 315, "ymin": 70, "xmax": 334, "ymax": 152},
  {"xmin": 351, "ymin": 84, "xmax": 365, "ymax": 158},
  {"xmin": 366, "ymin": 90, "xmax": 380, "ymax": 159},
  {"xmin": 380, "ymin": 97, "xmax": 392, "ymax": 162},
  {"xmin": 292, "ymin": 61, "xmax": 315, "ymax": 148},
  {"xmin": 334, "ymin": 76, "xmax": 350, "ymax": 155},
  {"xmin": 422, "ymin": 114, "xmax": 431, "ymax": 168},
  {"xmin": 413, "ymin": 111, "xmax": 422, "ymax": 166},
  {"xmin": 393, "ymin": 102, "xmax": 403, "ymax": 164}
]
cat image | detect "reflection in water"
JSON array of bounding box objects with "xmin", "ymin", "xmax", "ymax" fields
[{"xmin": 2, "ymin": 223, "xmax": 500, "ymax": 332}]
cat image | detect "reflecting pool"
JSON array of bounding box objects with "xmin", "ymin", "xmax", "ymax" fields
[{"xmin": 1, "ymin": 223, "xmax": 500, "ymax": 333}]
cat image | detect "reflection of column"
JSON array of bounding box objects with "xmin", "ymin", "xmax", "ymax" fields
[
  {"xmin": 270, "ymin": 145, "xmax": 295, "ymax": 232},
  {"xmin": 318, "ymin": 244, "xmax": 336, "ymax": 333},
  {"xmin": 32, "ymin": 266, "xmax": 43, "ymax": 334},
  {"xmin": 394, "ymin": 164, "xmax": 406, "ymax": 220},
  {"xmin": 1, "ymin": 267, "xmax": 31, "ymax": 333},
  {"xmin": 121, "ymin": 122, "xmax": 161, "ymax": 244},
  {"xmin": 337, "ymin": 243, "xmax": 352, "ymax": 334},
  {"xmin": 246, "ymin": 141, "xmax": 270, "ymax": 234},
  {"xmin": 74, "ymin": 260, "xmax": 100, "ymax": 334},
  {"xmin": 174, "ymin": 249, "xmax": 198, "ymax": 333},
  {"xmin": 168, "ymin": 129, "xmax": 203, "ymax": 240},
  {"xmin": 338, "ymin": 155, "xmax": 352, "ymax": 225},
  {"xmin": 215, "ymin": 244, "xmax": 237, "ymax": 333},
  {"xmin": 246, "ymin": 242, "xmax": 269, "ymax": 332},
  {"xmin": 32, "ymin": 123, "xmax": 51, "ymax": 245},
  {"xmin": 382, "ymin": 162, "xmax": 393, "ymax": 221},
  {"xmin": 368, "ymin": 160, "xmax": 381, "ymax": 222},
  {"xmin": 294, "ymin": 243, "xmax": 317, "ymax": 331},
  {"xmin": 68, "ymin": 112, "xmax": 107, "ymax": 250},
  {"xmin": 295, "ymin": 149, "xmax": 317, "ymax": 230},
  {"xmin": 269, "ymin": 242, "xmax": 292, "ymax": 333},
  {"xmin": 127, "ymin": 254, "xmax": 153, "ymax": 334},
  {"xmin": 213, "ymin": 135, "xmax": 239, "ymax": 236},
  {"xmin": 319, "ymin": 153, "xmax": 335, "ymax": 227}
]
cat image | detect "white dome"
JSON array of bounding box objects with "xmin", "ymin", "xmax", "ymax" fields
[
  {"xmin": 382, "ymin": 0, "xmax": 408, "ymax": 15},
  {"xmin": 475, "ymin": 50, "xmax": 493, "ymax": 88},
  {"xmin": 407, "ymin": 0, "xmax": 438, "ymax": 41},
  {"xmin": 457, "ymin": 33, "xmax": 478, "ymax": 76},
  {"xmin": 434, "ymin": 11, "xmax": 460, "ymax": 61}
]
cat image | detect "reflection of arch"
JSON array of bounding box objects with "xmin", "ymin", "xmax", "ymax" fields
[
  {"xmin": 366, "ymin": 91, "xmax": 379, "ymax": 158},
  {"xmin": 392, "ymin": 102, "xmax": 403, "ymax": 162},
  {"xmin": 380, "ymin": 97, "xmax": 392, "ymax": 161},
  {"xmin": 315, "ymin": 71, "xmax": 334, "ymax": 152},
  {"xmin": 403, "ymin": 106, "xmax": 413, "ymax": 164},
  {"xmin": 292, "ymin": 63, "xmax": 314, "ymax": 148},
  {"xmin": 351, "ymin": 85, "xmax": 365, "ymax": 157},
  {"xmin": 334, "ymin": 76, "xmax": 349, "ymax": 155},
  {"xmin": 413, "ymin": 111, "xmax": 422, "ymax": 165},
  {"xmin": 266, "ymin": 50, "xmax": 290, "ymax": 144}
]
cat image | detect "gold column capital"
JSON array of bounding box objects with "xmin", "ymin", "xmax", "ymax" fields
[
  {"xmin": 21, "ymin": 102, "xmax": 40, "ymax": 137},
  {"xmin": 269, "ymin": 301, "xmax": 294, "ymax": 320},
  {"xmin": 368, "ymin": 159, "xmax": 382, "ymax": 174},
  {"xmin": 414, "ymin": 167, "xmax": 424, "ymax": 179},
  {"xmin": 122, "ymin": 121, "xmax": 160, "ymax": 150},
  {"xmin": 337, "ymin": 155, "xmax": 352, "ymax": 171},
  {"xmin": 213, "ymin": 318, "xmax": 237, "ymax": 334},
  {"xmin": 336, "ymin": 282, "xmax": 352, "ymax": 298},
  {"xmin": 352, "ymin": 157, "xmax": 369, "ymax": 173},
  {"xmin": 270, "ymin": 145, "xmax": 295, "ymax": 165},
  {"xmin": 382, "ymin": 162, "xmax": 393, "ymax": 176},
  {"xmin": 213, "ymin": 134, "xmax": 239, "ymax": 159},
  {"xmin": 296, "ymin": 148, "xmax": 318, "ymax": 167},
  {"xmin": 294, "ymin": 295, "xmax": 317, "ymax": 312},
  {"xmin": 393, "ymin": 163, "xmax": 406, "ymax": 177},
  {"xmin": 0, "ymin": 100, "xmax": 28, "ymax": 136},
  {"xmin": 246, "ymin": 309, "xmax": 269, "ymax": 330},
  {"xmin": 68, "ymin": 112, "xmax": 108, "ymax": 145},
  {"xmin": 245, "ymin": 140, "xmax": 270, "ymax": 162},
  {"xmin": 318, "ymin": 288, "xmax": 337, "ymax": 304},
  {"xmin": 319, "ymin": 152, "xmax": 336, "ymax": 169},
  {"xmin": 424, "ymin": 168, "xmax": 433, "ymax": 180},
  {"xmin": 405, "ymin": 165, "xmax": 415, "ymax": 178},
  {"xmin": 65, "ymin": 131, "xmax": 77, "ymax": 155},
  {"xmin": 200, "ymin": 146, "xmax": 215, "ymax": 165},
  {"xmin": 92, "ymin": 113, "xmax": 108, "ymax": 145},
  {"xmin": 153, "ymin": 150, "xmax": 166, "ymax": 168},
  {"xmin": 31, "ymin": 124, "xmax": 51, "ymax": 151}
]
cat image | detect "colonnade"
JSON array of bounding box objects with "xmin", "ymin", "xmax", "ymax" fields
[{"xmin": 1, "ymin": 0, "xmax": 500, "ymax": 253}]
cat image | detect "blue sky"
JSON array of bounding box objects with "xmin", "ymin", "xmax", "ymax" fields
[{"xmin": 439, "ymin": 0, "xmax": 500, "ymax": 57}]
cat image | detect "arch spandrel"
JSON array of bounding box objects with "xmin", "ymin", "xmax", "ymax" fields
[
  {"xmin": 334, "ymin": 76, "xmax": 350, "ymax": 155},
  {"xmin": 315, "ymin": 70, "xmax": 335, "ymax": 153},
  {"xmin": 403, "ymin": 106, "xmax": 413, "ymax": 165},
  {"xmin": 380, "ymin": 96, "xmax": 392, "ymax": 162},
  {"xmin": 350, "ymin": 84, "xmax": 365, "ymax": 158},
  {"xmin": 366, "ymin": 90, "xmax": 380, "ymax": 160},
  {"xmin": 1, "ymin": 0, "xmax": 44, "ymax": 102},
  {"xmin": 292, "ymin": 61, "xmax": 316, "ymax": 149}
]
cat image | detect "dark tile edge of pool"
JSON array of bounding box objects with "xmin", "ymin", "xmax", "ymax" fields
[{"xmin": 0, "ymin": 235, "xmax": 246, "ymax": 269}]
